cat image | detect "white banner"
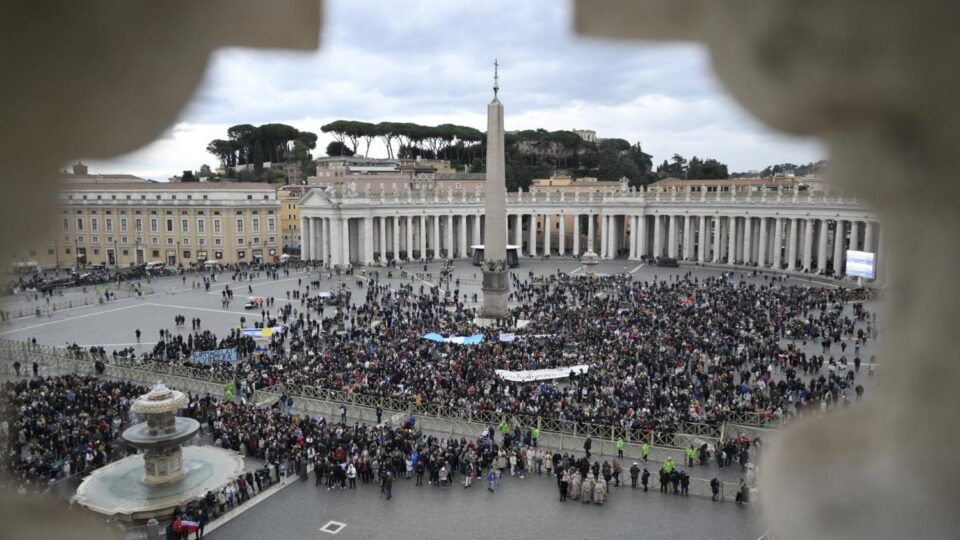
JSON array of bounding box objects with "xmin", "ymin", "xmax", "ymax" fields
[{"xmin": 495, "ymin": 364, "xmax": 590, "ymax": 382}]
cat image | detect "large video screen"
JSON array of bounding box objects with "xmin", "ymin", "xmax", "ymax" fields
[{"xmin": 846, "ymin": 250, "xmax": 875, "ymax": 279}]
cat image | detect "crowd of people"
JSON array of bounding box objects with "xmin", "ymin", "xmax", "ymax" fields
[
  {"xmin": 0, "ymin": 375, "xmax": 144, "ymax": 492},
  {"xmin": 69, "ymin": 269, "xmax": 877, "ymax": 441}
]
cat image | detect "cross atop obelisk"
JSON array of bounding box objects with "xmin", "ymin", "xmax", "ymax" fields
[{"xmin": 481, "ymin": 59, "xmax": 509, "ymax": 318}]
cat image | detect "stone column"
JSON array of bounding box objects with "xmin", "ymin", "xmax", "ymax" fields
[
  {"xmin": 638, "ymin": 215, "xmax": 648, "ymax": 259},
  {"xmin": 712, "ymin": 216, "xmax": 722, "ymax": 263},
  {"xmin": 772, "ymin": 217, "xmax": 784, "ymax": 269},
  {"xmin": 445, "ymin": 214, "xmax": 454, "ymax": 259},
  {"xmin": 405, "ymin": 216, "xmax": 414, "ymax": 260},
  {"xmin": 698, "ymin": 216, "xmax": 707, "ymax": 263},
  {"xmin": 529, "ymin": 214, "xmax": 538, "ymax": 256},
  {"xmin": 512, "ymin": 215, "xmax": 521, "ymax": 250},
  {"xmin": 833, "ymin": 220, "xmax": 845, "ymax": 274},
  {"xmin": 558, "ymin": 214, "xmax": 566, "ymax": 256},
  {"xmin": 587, "ymin": 214, "xmax": 595, "ymax": 252},
  {"xmin": 341, "ymin": 217, "xmax": 351, "ymax": 265},
  {"xmin": 313, "ymin": 218, "xmax": 322, "ymax": 263},
  {"xmin": 787, "ymin": 218, "xmax": 799, "ymax": 270},
  {"xmin": 683, "ymin": 215, "xmax": 693, "ymax": 260},
  {"xmin": 378, "ymin": 217, "xmax": 387, "ymax": 262},
  {"xmin": 418, "ymin": 215, "xmax": 426, "ymax": 259},
  {"xmin": 572, "ymin": 214, "xmax": 581, "ymax": 255},
  {"xmin": 459, "ymin": 215, "xmax": 468, "ymax": 258},
  {"xmin": 743, "ymin": 217, "xmax": 753, "ymax": 264},
  {"xmin": 727, "ymin": 216, "xmax": 737, "ymax": 265},
  {"xmin": 629, "ymin": 215, "xmax": 637, "ymax": 260},
  {"xmin": 301, "ymin": 217, "xmax": 311, "ymax": 260},
  {"xmin": 431, "ymin": 215, "xmax": 440, "ymax": 258},
  {"xmin": 363, "ymin": 216, "xmax": 374, "ymax": 265},
  {"xmin": 653, "ymin": 215, "xmax": 663, "ymax": 258},
  {"xmin": 849, "ymin": 220, "xmax": 860, "ymax": 252},
  {"xmin": 392, "ymin": 216, "xmax": 400, "ymax": 260},
  {"xmin": 864, "ymin": 221, "xmax": 876, "ymax": 253},
  {"xmin": 758, "ymin": 217, "xmax": 768, "ymax": 268},
  {"xmin": 817, "ymin": 219, "xmax": 829, "ymax": 273},
  {"xmin": 474, "ymin": 214, "xmax": 483, "ymax": 248},
  {"xmin": 802, "ymin": 218, "xmax": 814, "ymax": 271},
  {"xmin": 668, "ymin": 215, "xmax": 678, "ymax": 258},
  {"xmin": 544, "ymin": 214, "xmax": 552, "ymax": 256}
]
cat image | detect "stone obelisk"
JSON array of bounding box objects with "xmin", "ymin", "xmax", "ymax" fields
[{"xmin": 481, "ymin": 60, "xmax": 510, "ymax": 318}]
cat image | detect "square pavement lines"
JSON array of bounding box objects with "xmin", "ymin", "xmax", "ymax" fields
[{"xmin": 319, "ymin": 521, "xmax": 346, "ymax": 535}]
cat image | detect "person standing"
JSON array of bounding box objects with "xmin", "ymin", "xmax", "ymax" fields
[
  {"xmin": 583, "ymin": 436, "xmax": 592, "ymax": 460},
  {"xmin": 347, "ymin": 463, "xmax": 357, "ymax": 489},
  {"xmin": 687, "ymin": 445, "xmax": 696, "ymax": 467},
  {"xmin": 641, "ymin": 468, "xmax": 649, "ymax": 492},
  {"xmin": 340, "ymin": 404, "xmax": 347, "ymax": 424},
  {"xmin": 710, "ymin": 477, "xmax": 720, "ymax": 501},
  {"xmin": 630, "ymin": 463, "xmax": 640, "ymax": 488},
  {"xmin": 381, "ymin": 470, "xmax": 393, "ymax": 500},
  {"xmin": 641, "ymin": 442, "xmax": 650, "ymax": 463},
  {"xmin": 487, "ymin": 469, "xmax": 496, "ymax": 492},
  {"xmin": 616, "ymin": 436, "xmax": 625, "ymax": 459},
  {"xmin": 559, "ymin": 471, "xmax": 569, "ymax": 502}
]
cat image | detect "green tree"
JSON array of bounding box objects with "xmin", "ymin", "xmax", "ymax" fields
[{"xmin": 326, "ymin": 141, "xmax": 354, "ymax": 157}]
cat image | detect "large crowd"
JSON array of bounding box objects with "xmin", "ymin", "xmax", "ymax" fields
[{"xmin": 76, "ymin": 270, "xmax": 876, "ymax": 438}]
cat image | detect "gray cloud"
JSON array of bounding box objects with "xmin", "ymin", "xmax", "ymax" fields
[{"xmin": 90, "ymin": 0, "xmax": 824, "ymax": 178}]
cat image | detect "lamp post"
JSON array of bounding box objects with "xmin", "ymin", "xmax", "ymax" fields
[
  {"xmin": 113, "ymin": 239, "xmax": 119, "ymax": 270},
  {"xmin": 74, "ymin": 238, "xmax": 80, "ymax": 269},
  {"xmin": 135, "ymin": 238, "xmax": 143, "ymax": 267}
]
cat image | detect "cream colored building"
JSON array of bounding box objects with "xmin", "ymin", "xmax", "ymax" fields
[{"xmin": 16, "ymin": 180, "xmax": 281, "ymax": 269}]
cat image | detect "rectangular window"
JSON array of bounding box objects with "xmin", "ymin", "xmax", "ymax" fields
[
  {"xmin": 182, "ymin": 238, "xmax": 190, "ymax": 246},
  {"xmin": 268, "ymin": 218, "xmax": 275, "ymax": 232},
  {"xmin": 63, "ymin": 218, "xmax": 69, "ymax": 231},
  {"xmin": 166, "ymin": 219, "xmax": 173, "ymax": 233},
  {"xmin": 150, "ymin": 218, "xmax": 158, "ymax": 232},
  {"xmin": 214, "ymin": 238, "xmax": 222, "ymax": 246},
  {"xmin": 136, "ymin": 218, "xmax": 143, "ymax": 232},
  {"xmin": 236, "ymin": 218, "xmax": 244, "ymax": 233},
  {"xmin": 167, "ymin": 238, "xmax": 174, "ymax": 245},
  {"xmin": 237, "ymin": 237, "xmax": 245, "ymax": 246},
  {"xmin": 252, "ymin": 218, "xmax": 260, "ymax": 233},
  {"xmin": 105, "ymin": 218, "xmax": 113, "ymax": 232},
  {"xmin": 91, "ymin": 236, "xmax": 98, "ymax": 244},
  {"xmin": 91, "ymin": 218, "xmax": 98, "ymax": 232},
  {"xmin": 152, "ymin": 237, "xmax": 159, "ymax": 245},
  {"xmin": 197, "ymin": 219, "xmax": 205, "ymax": 234},
  {"xmin": 199, "ymin": 238, "xmax": 206, "ymax": 246},
  {"xmin": 121, "ymin": 237, "xmax": 128, "ymax": 244},
  {"xmin": 77, "ymin": 218, "xmax": 84, "ymax": 231},
  {"xmin": 214, "ymin": 219, "xmax": 221, "ymax": 234},
  {"xmin": 183, "ymin": 250, "xmax": 191, "ymax": 259},
  {"xmin": 181, "ymin": 219, "xmax": 188, "ymax": 233},
  {"xmin": 120, "ymin": 218, "xmax": 128, "ymax": 232}
]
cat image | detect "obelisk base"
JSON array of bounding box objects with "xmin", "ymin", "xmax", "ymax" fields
[{"xmin": 481, "ymin": 269, "xmax": 509, "ymax": 318}]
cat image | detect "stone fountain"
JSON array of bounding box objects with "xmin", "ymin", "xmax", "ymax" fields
[{"xmin": 74, "ymin": 384, "xmax": 244, "ymax": 523}]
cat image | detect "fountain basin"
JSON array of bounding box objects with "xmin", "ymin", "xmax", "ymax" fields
[{"xmin": 73, "ymin": 446, "xmax": 245, "ymax": 523}]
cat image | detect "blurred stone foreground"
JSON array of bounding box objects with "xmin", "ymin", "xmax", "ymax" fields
[
  {"xmin": 3, "ymin": 1, "xmax": 959, "ymax": 539},
  {"xmin": 576, "ymin": 1, "xmax": 960, "ymax": 539},
  {"xmin": 0, "ymin": 1, "xmax": 320, "ymax": 538}
]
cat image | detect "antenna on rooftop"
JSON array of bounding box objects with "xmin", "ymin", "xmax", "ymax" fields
[{"xmin": 493, "ymin": 58, "xmax": 499, "ymax": 98}]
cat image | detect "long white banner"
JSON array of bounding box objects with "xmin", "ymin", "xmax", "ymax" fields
[{"xmin": 495, "ymin": 364, "xmax": 590, "ymax": 382}]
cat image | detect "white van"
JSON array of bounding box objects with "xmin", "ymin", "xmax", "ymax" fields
[{"xmin": 144, "ymin": 261, "xmax": 165, "ymax": 271}]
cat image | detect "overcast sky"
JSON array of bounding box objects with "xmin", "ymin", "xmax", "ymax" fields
[{"xmin": 88, "ymin": 0, "xmax": 825, "ymax": 180}]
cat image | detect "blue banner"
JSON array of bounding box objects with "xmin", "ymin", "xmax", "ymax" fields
[{"xmin": 192, "ymin": 348, "xmax": 238, "ymax": 365}]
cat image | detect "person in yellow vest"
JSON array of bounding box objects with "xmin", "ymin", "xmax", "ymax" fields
[
  {"xmin": 414, "ymin": 395, "xmax": 422, "ymax": 406},
  {"xmin": 641, "ymin": 442, "xmax": 650, "ymax": 463},
  {"xmin": 531, "ymin": 426, "xmax": 540, "ymax": 448},
  {"xmin": 664, "ymin": 456, "xmax": 675, "ymax": 474},
  {"xmin": 616, "ymin": 436, "xmax": 625, "ymax": 459},
  {"xmin": 686, "ymin": 445, "xmax": 696, "ymax": 467}
]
